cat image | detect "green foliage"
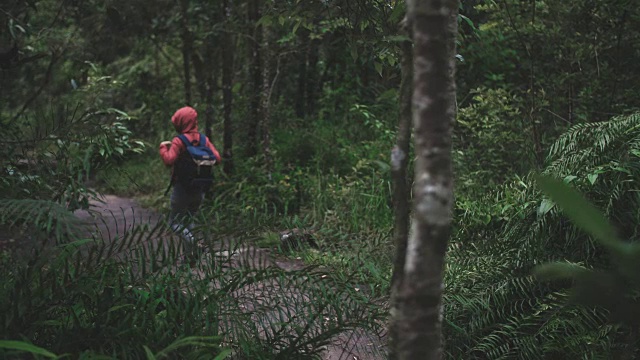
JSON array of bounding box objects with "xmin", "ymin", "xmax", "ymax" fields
[
  {"xmin": 535, "ymin": 175, "xmax": 640, "ymax": 328},
  {"xmin": 0, "ymin": 340, "xmax": 59, "ymax": 359},
  {"xmin": 0, "ymin": 200, "xmax": 384, "ymax": 359},
  {"xmin": 456, "ymin": 87, "xmax": 533, "ymax": 192},
  {"xmin": 444, "ymin": 113, "xmax": 640, "ymax": 358},
  {"xmin": 1, "ymin": 106, "xmax": 144, "ymax": 211},
  {"xmin": 5, "ymin": 0, "xmax": 640, "ymax": 357},
  {"xmin": 94, "ymin": 149, "xmax": 168, "ymax": 199}
]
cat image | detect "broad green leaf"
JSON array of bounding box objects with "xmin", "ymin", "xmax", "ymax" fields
[
  {"xmin": 257, "ymin": 15, "xmax": 272, "ymax": 27},
  {"xmin": 387, "ymin": 56, "xmax": 396, "ymax": 67},
  {"xmin": 144, "ymin": 345, "xmax": 156, "ymax": 360},
  {"xmin": 374, "ymin": 62, "xmax": 383, "ymax": 77},
  {"xmin": 537, "ymin": 198, "xmax": 554, "ymax": 216},
  {"xmin": 458, "ymin": 14, "xmax": 476, "ymax": 30},
  {"xmin": 350, "ymin": 46, "xmax": 358, "ymax": 61},
  {"xmin": 106, "ymin": 108, "xmax": 129, "ymax": 118},
  {"xmin": 536, "ymin": 174, "xmax": 621, "ymax": 248},
  {"xmin": 587, "ymin": 173, "xmax": 598, "ymax": 185},
  {"xmin": 373, "ymin": 160, "xmax": 390, "ymax": 172},
  {"xmin": 0, "ymin": 340, "xmax": 58, "ymax": 358},
  {"xmin": 533, "ymin": 262, "xmax": 590, "ymax": 281}
]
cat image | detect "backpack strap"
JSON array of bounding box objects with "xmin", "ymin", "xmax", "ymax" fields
[
  {"xmin": 177, "ymin": 133, "xmax": 206, "ymax": 147},
  {"xmin": 177, "ymin": 134, "xmax": 191, "ymax": 148}
]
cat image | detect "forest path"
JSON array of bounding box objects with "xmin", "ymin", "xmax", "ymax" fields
[{"xmin": 74, "ymin": 193, "xmax": 386, "ymax": 360}]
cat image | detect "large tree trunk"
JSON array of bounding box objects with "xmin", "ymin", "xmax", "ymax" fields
[
  {"xmin": 245, "ymin": 0, "xmax": 262, "ymax": 157},
  {"xmin": 180, "ymin": 0, "xmax": 193, "ymax": 105},
  {"xmin": 222, "ymin": 0, "xmax": 234, "ymax": 174},
  {"xmin": 394, "ymin": 0, "xmax": 458, "ymax": 359},
  {"xmin": 388, "ymin": 17, "xmax": 413, "ymax": 360}
]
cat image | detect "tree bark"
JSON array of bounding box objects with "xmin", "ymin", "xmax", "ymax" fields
[
  {"xmin": 222, "ymin": 0, "xmax": 234, "ymax": 175},
  {"xmin": 394, "ymin": 1, "xmax": 458, "ymax": 359},
  {"xmin": 260, "ymin": 13, "xmax": 276, "ymax": 177},
  {"xmin": 192, "ymin": 49, "xmax": 207, "ymax": 103},
  {"xmin": 306, "ymin": 38, "xmax": 320, "ymax": 117},
  {"xmin": 245, "ymin": 0, "xmax": 262, "ymax": 157},
  {"xmin": 204, "ymin": 35, "xmax": 217, "ymax": 142},
  {"xmin": 388, "ymin": 17, "xmax": 413, "ymax": 360},
  {"xmin": 294, "ymin": 31, "xmax": 308, "ymax": 119},
  {"xmin": 180, "ymin": 0, "xmax": 193, "ymax": 105}
]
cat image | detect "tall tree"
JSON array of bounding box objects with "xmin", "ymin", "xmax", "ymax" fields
[
  {"xmin": 393, "ymin": 0, "xmax": 458, "ymax": 358},
  {"xmin": 179, "ymin": 0, "xmax": 193, "ymax": 105},
  {"xmin": 294, "ymin": 30, "xmax": 308, "ymax": 119},
  {"xmin": 259, "ymin": 4, "xmax": 276, "ymax": 177},
  {"xmin": 245, "ymin": 0, "xmax": 262, "ymax": 157},
  {"xmin": 305, "ymin": 38, "xmax": 320, "ymax": 117},
  {"xmin": 204, "ymin": 35, "xmax": 217, "ymax": 141},
  {"xmin": 221, "ymin": 0, "xmax": 235, "ymax": 174},
  {"xmin": 388, "ymin": 15, "xmax": 413, "ymax": 360}
]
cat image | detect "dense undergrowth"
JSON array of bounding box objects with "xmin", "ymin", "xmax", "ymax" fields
[
  {"xmin": 90, "ymin": 107, "xmax": 640, "ymax": 359},
  {"xmin": 0, "ymin": 211, "xmax": 385, "ymax": 359},
  {"xmin": 5, "ymin": 82, "xmax": 640, "ymax": 358},
  {"xmin": 4, "ymin": 0, "xmax": 640, "ymax": 358}
]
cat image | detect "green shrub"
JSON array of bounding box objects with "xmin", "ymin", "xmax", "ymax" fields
[{"xmin": 444, "ymin": 113, "xmax": 640, "ymax": 358}]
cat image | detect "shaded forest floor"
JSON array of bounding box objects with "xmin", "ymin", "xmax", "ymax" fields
[{"xmin": 73, "ymin": 192, "xmax": 387, "ymax": 360}]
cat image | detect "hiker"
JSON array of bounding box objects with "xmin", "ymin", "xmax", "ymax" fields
[{"xmin": 159, "ymin": 106, "xmax": 221, "ymax": 261}]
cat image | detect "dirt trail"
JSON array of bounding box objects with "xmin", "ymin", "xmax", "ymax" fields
[{"xmin": 74, "ymin": 193, "xmax": 386, "ymax": 360}]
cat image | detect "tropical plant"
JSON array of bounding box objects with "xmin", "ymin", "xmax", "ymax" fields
[
  {"xmin": 444, "ymin": 112, "xmax": 640, "ymax": 358},
  {"xmin": 1, "ymin": 106, "xmax": 145, "ymax": 211},
  {"xmin": 0, "ymin": 198, "xmax": 386, "ymax": 359}
]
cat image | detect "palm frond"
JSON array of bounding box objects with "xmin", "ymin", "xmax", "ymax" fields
[
  {"xmin": 445, "ymin": 113, "xmax": 640, "ymax": 359},
  {"xmin": 0, "ymin": 207, "xmax": 385, "ymax": 359}
]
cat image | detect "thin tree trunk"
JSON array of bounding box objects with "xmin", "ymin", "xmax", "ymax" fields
[
  {"xmin": 222, "ymin": 0, "xmax": 234, "ymax": 174},
  {"xmin": 395, "ymin": 1, "xmax": 458, "ymax": 359},
  {"xmin": 607, "ymin": 9, "xmax": 628, "ymax": 117},
  {"xmin": 294, "ymin": 32, "xmax": 308, "ymax": 119},
  {"xmin": 180, "ymin": 0, "xmax": 193, "ymax": 105},
  {"xmin": 192, "ymin": 51, "xmax": 207, "ymax": 103},
  {"xmin": 245, "ymin": 0, "xmax": 262, "ymax": 157},
  {"xmin": 388, "ymin": 17, "xmax": 413, "ymax": 360},
  {"xmin": 260, "ymin": 16, "xmax": 276, "ymax": 178},
  {"xmin": 306, "ymin": 38, "xmax": 319, "ymax": 117},
  {"xmin": 528, "ymin": 0, "xmax": 542, "ymax": 164},
  {"xmin": 204, "ymin": 36, "xmax": 216, "ymax": 141},
  {"xmin": 318, "ymin": 32, "xmax": 338, "ymax": 100}
]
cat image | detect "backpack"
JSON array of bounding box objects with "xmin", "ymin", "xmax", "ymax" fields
[{"xmin": 173, "ymin": 133, "xmax": 217, "ymax": 191}]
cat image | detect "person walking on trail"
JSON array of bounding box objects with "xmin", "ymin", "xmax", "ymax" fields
[{"xmin": 159, "ymin": 106, "xmax": 221, "ymax": 263}]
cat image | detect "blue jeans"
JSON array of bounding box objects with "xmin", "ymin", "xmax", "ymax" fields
[{"xmin": 169, "ymin": 183, "xmax": 204, "ymax": 256}]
